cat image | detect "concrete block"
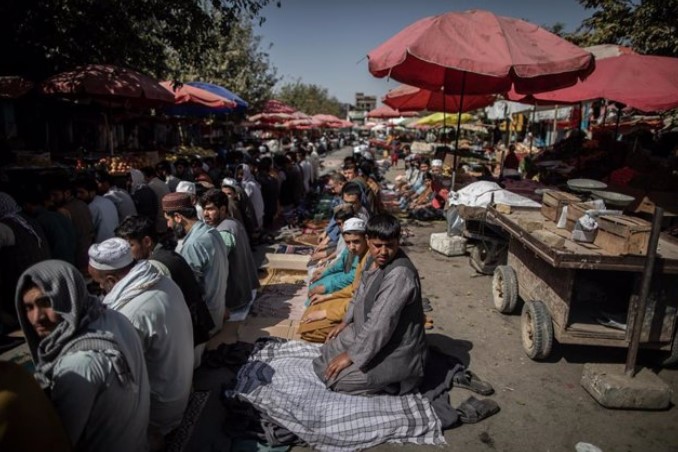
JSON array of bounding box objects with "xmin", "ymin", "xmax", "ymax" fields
[
  {"xmin": 430, "ymin": 232, "xmax": 467, "ymax": 257},
  {"xmin": 495, "ymin": 203, "xmax": 512, "ymax": 214},
  {"xmin": 580, "ymin": 363, "xmax": 672, "ymax": 410}
]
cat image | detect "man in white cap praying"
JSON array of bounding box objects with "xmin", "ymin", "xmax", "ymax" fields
[
  {"xmin": 176, "ymin": 180, "xmax": 204, "ymax": 221},
  {"xmin": 88, "ymin": 238, "xmax": 194, "ymax": 448}
]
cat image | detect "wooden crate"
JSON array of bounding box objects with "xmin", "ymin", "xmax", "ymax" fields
[
  {"xmin": 541, "ymin": 191, "xmax": 581, "ymax": 222},
  {"xmin": 565, "ymin": 202, "xmax": 594, "ymax": 232},
  {"xmin": 593, "ymin": 215, "xmax": 651, "ymax": 256}
]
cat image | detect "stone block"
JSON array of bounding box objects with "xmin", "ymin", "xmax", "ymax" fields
[
  {"xmin": 580, "ymin": 363, "xmax": 672, "ymax": 410},
  {"xmin": 532, "ymin": 229, "xmax": 566, "ymax": 248},
  {"xmin": 516, "ymin": 218, "xmax": 543, "ymax": 232},
  {"xmin": 430, "ymin": 232, "xmax": 467, "ymax": 257}
]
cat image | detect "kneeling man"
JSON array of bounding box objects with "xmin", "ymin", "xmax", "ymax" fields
[{"xmin": 312, "ymin": 214, "xmax": 427, "ymax": 395}]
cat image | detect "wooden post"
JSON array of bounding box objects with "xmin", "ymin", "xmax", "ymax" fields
[{"xmin": 625, "ymin": 207, "xmax": 664, "ymax": 377}]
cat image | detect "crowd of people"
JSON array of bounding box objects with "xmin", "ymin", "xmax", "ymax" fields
[{"xmin": 1, "ymin": 140, "xmax": 455, "ymax": 450}]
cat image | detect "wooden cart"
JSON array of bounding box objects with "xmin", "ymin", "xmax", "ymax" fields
[{"xmin": 485, "ymin": 206, "xmax": 678, "ymax": 363}]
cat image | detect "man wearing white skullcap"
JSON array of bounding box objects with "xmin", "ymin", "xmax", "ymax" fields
[
  {"xmin": 300, "ymin": 216, "xmax": 370, "ymax": 343},
  {"xmin": 176, "ymin": 181, "xmax": 204, "ymax": 221},
  {"xmin": 88, "ymin": 238, "xmax": 194, "ymax": 442},
  {"xmin": 431, "ymin": 159, "xmax": 444, "ymax": 176}
]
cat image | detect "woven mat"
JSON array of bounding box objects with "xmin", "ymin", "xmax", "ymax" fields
[
  {"xmin": 164, "ymin": 391, "xmax": 210, "ymax": 452},
  {"xmin": 251, "ymin": 269, "xmax": 308, "ymax": 320}
]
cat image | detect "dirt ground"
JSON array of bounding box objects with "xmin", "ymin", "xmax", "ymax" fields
[{"xmin": 190, "ymin": 146, "xmax": 678, "ymax": 452}]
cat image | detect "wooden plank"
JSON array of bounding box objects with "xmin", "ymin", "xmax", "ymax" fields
[
  {"xmin": 488, "ymin": 206, "xmax": 678, "ymax": 273},
  {"xmin": 627, "ymin": 274, "xmax": 678, "ymax": 344}
]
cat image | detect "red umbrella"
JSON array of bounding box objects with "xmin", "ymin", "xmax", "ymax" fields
[
  {"xmin": 160, "ymin": 81, "xmax": 237, "ymax": 109},
  {"xmin": 368, "ymin": 9, "xmax": 594, "ymax": 95},
  {"xmin": 383, "ymin": 84, "xmax": 496, "ymax": 112},
  {"xmin": 522, "ymin": 53, "xmax": 678, "ymax": 112},
  {"xmin": 367, "ymin": 105, "xmax": 418, "ymax": 119},
  {"xmin": 262, "ymin": 99, "xmax": 296, "ymax": 114},
  {"xmin": 41, "ymin": 64, "xmax": 174, "ymax": 106}
]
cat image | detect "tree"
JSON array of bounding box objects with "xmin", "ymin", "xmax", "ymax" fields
[
  {"xmin": 166, "ymin": 17, "xmax": 279, "ymax": 112},
  {"xmin": 0, "ymin": 0, "xmax": 276, "ymax": 79},
  {"xmin": 569, "ymin": 0, "xmax": 678, "ymax": 57},
  {"xmin": 276, "ymin": 80, "xmax": 343, "ymax": 116}
]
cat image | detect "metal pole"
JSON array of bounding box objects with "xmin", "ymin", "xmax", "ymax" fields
[
  {"xmin": 442, "ymin": 85, "xmax": 446, "ymax": 147},
  {"xmin": 552, "ymin": 104, "xmax": 558, "ymax": 146},
  {"xmin": 625, "ymin": 206, "xmax": 664, "ymax": 377},
  {"xmin": 451, "ymin": 72, "xmax": 466, "ymax": 190},
  {"xmin": 614, "ymin": 107, "xmax": 622, "ymax": 140},
  {"xmin": 529, "ymin": 105, "xmax": 536, "ymax": 152}
]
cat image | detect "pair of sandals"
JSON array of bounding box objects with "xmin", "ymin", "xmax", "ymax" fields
[{"xmin": 453, "ymin": 370, "xmax": 500, "ymax": 424}]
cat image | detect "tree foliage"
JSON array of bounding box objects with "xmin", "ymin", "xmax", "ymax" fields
[
  {"xmin": 276, "ymin": 80, "xmax": 343, "ymax": 116},
  {"xmin": 166, "ymin": 17, "xmax": 279, "ymax": 112},
  {"xmin": 569, "ymin": 0, "xmax": 678, "ymax": 57},
  {"xmin": 0, "ymin": 0, "xmax": 276, "ymax": 79}
]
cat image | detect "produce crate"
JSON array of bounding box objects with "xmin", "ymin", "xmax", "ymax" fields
[
  {"xmin": 565, "ymin": 202, "xmax": 595, "ymax": 231},
  {"xmin": 541, "ymin": 191, "xmax": 581, "ymax": 222},
  {"xmin": 593, "ymin": 215, "xmax": 651, "ymax": 256}
]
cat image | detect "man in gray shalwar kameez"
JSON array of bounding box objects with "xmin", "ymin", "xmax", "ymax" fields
[
  {"xmin": 313, "ymin": 214, "xmax": 427, "ymax": 395},
  {"xmin": 200, "ymin": 189, "xmax": 260, "ymax": 311}
]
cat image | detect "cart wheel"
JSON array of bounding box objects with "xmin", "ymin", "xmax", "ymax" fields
[
  {"xmin": 470, "ymin": 243, "xmax": 500, "ymax": 275},
  {"xmin": 492, "ymin": 265, "xmax": 518, "ymax": 314},
  {"xmin": 521, "ymin": 300, "xmax": 553, "ymax": 360},
  {"xmin": 662, "ymin": 327, "xmax": 678, "ymax": 367}
]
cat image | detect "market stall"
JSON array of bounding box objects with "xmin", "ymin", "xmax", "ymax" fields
[{"xmin": 485, "ymin": 204, "xmax": 678, "ymax": 363}]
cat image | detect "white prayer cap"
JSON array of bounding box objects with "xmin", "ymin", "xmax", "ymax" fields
[
  {"xmin": 221, "ymin": 178, "xmax": 238, "ymax": 189},
  {"xmin": 88, "ymin": 238, "xmax": 134, "ymax": 271},
  {"xmin": 431, "ymin": 159, "xmax": 443, "ymax": 167},
  {"xmin": 342, "ymin": 218, "xmax": 367, "ymax": 234},
  {"xmin": 176, "ymin": 181, "xmax": 196, "ymax": 195}
]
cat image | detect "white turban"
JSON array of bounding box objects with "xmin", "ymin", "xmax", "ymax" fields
[
  {"xmin": 342, "ymin": 218, "xmax": 367, "ymax": 234},
  {"xmin": 431, "ymin": 159, "xmax": 443, "ymax": 167},
  {"xmin": 176, "ymin": 181, "xmax": 196, "ymax": 195},
  {"xmin": 88, "ymin": 238, "xmax": 134, "ymax": 271},
  {"xmin": 221, "ymin": 178, "xmax": 238, "ymax": 189}
]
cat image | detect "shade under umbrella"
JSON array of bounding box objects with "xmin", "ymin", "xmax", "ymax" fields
[
  {"xmin": 368, "ymin": 9, "xmax": 594, "ymax": 95},
  {"xmin": 0, "ymin": 76, "xmax": 34, "ymax": 98},
  {"xmin": 384, "ymin": 84, "xmax": 496, "ymax": 112},
  {"xmin": 41, "ymin": 64, "xmax": 174, "ymax": 106},
  {"xmin": 160, "ymin": 81, "xmax": 237, "ymax": 109}
]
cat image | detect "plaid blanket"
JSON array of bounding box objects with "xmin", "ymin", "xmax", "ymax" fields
[{"xmin": 224, "ymin": 340, "xmax": 445, "ymax": 451}]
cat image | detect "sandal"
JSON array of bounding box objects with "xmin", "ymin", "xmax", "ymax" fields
[
  {"xmin": 452, "ymin": 370, "xmax": 495, "ymax": 395},
  {"xmin": 423, "ymin": 317, "xmax": 434, "ymax": 330},
  {"xmin": 422, "ymin": 297, "xmax": 433, "ymax": 312},
  {"xmin": 457, "ymin": 396, "xmax": 500, "ymax": 424}
]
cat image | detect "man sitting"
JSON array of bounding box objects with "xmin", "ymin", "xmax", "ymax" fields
[
  {"xmin": 307, "ymin": 218, "xmax": 366, "ymax": 304},
  {"xmin": 88, "ymin": 238, "xmax": 194, "ymax": 444},
  {"xmin": 15, "ymin": 260, "xmax": 150, "ymax": 451},
  {"xmin": 299, "ymin": 218, "xmax": 370, "ymax": 343},
  {"xmin": 115, "ymin": 215, "xmax": 214, "ymax": 349},
  {"xmin": 312, "ymin": 214, "xmax": 427, "ymax": 395},
  {"xmin": 200, "ymin": 189, "xmax": 260, "ymax": 312}
]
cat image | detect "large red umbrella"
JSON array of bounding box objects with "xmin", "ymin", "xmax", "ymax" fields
[
  {"xmin": 383, "ymin": 84, "xmax": 496, "ymax": 112},
  {"xmin": 41, "ymin": 64, "xmax": 174, "ymax": 106},
  {"xmin": 367, "ymin": 105, "xmax": 418, "ymax": 119},
  {"xmin": 368, "ymin": 9, "xmax": 594, "ymax": 187},
  {"xmin": 160, "ymin": 81, "xmax": 237, "ymax": 109},
  {"xmin": 521, "ymin": 53, "xmax": 678, "ymax": 112},
  {"xmin": 262, "ymin": 99, "xmax": 296, "ymax": 114},
  {"xmin": 368, "ymin": 9, "xmax": 594, "ymax": 95}
]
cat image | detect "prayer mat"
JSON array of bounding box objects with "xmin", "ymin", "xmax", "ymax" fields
[
  {"xmin": 225, "ymin": 340, "xmax": 445, "ymax": 452},
  {"xmin": 165, "ymin": 390, "xmax": 210, "ymax": 452},
  {"xmin": 252, "ymin": 269, "xmax": 308, "ymax": 320},
  {"xmin": 273, "ymin": 244, "xmax": 314, "ymax": 255},
  {"xmin": 285, "ymin": 232, "xmax": 321, "ymax": 247}
]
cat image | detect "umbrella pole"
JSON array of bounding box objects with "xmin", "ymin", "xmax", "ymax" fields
[
  {"xmin": 451, "ymin": 72, "xmax": 466, "ymax": 190},
  {"xmin": 614, "ymin": 108, "xmax": 622, "ymax": 140},
  {"xmin": 529, "ymin": 105, "xmax": 536, "ymax": 152}
]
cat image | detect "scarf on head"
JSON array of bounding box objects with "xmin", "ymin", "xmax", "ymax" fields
[
  {"xmin": 15, "ymin": 260, "xmax": 131, "ymax": 389},
  {"xmin": 103, "ymin": 260, "xmax": 162, "ymax": 312},
  {"xmin": 129, "ymin": 169, "xmax": 146, "ymax": 192},
  {"xmin": 0, "ymin": 192, "xmax": 42, "ymax": 246}
]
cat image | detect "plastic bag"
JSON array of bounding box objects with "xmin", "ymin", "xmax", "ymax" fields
[{"xmin": 446, "ymin": 207, "xmax": 465, "ymax": 236}]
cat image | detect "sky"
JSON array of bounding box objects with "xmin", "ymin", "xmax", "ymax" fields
[{"xmin": 255, "ymin": 0, "xmax": 593, "ymax": 105}]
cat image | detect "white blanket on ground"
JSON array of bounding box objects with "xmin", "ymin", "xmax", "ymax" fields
[{"xmin": 224, "ymin": 340, "xmax": 445, "ymax": 452}]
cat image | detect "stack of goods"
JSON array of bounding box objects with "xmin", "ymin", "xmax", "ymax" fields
[
  {"xmin": 95, "ymin": 153, "xmax": 159, "ymax": 175},
  {"xmin": 166, "ymin": 145, "xmax": 217, "ymax": 161}
]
